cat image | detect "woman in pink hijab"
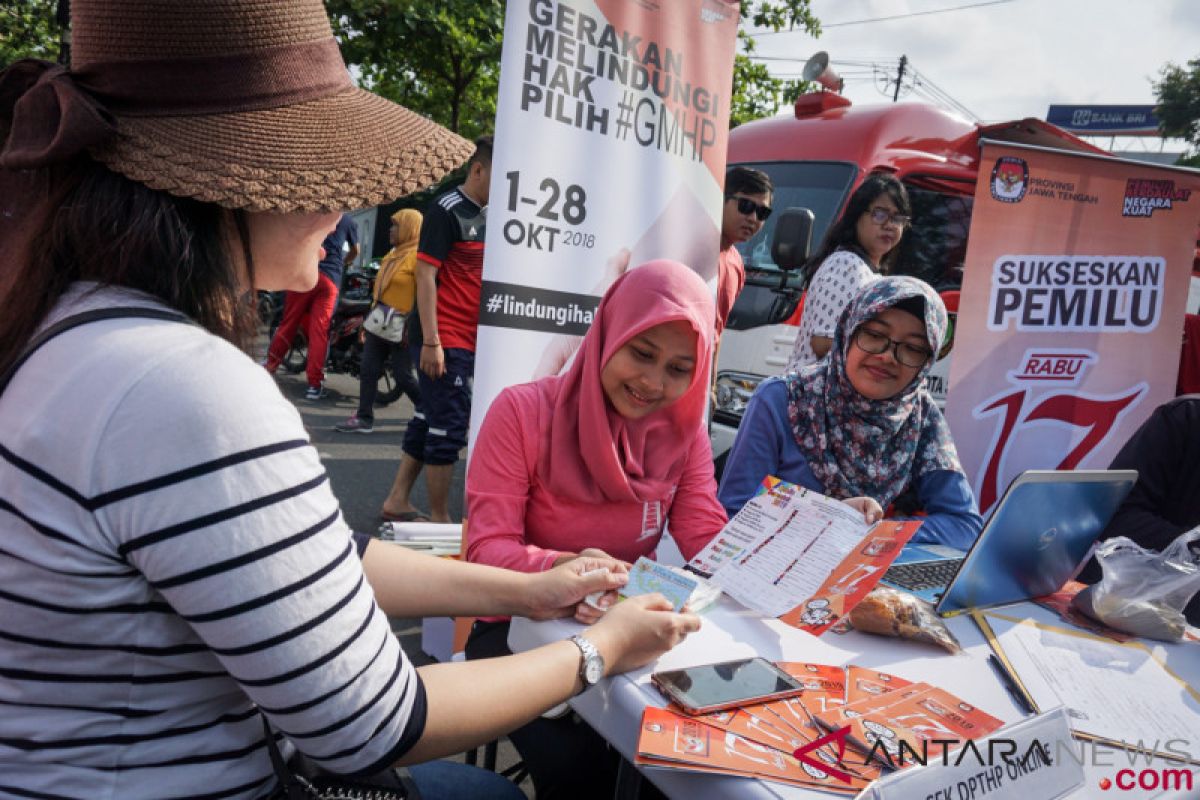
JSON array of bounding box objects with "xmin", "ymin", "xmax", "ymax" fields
[{"xmin": 465, "ymin": 259, "xmax": 726, "ymax": 798}]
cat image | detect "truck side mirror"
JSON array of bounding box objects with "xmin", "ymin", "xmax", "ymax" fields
[{"xmin": 770, "ymin": 208, "xmax": 815, "ymax": 271}]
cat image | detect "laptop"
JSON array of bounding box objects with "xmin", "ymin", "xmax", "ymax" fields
[{"xmin": 879, "ymin": 469, "xmax": 1138, "ymax": 617}]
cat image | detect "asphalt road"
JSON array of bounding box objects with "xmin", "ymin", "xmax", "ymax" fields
[
  {"xmin": 268, "ymin": 369, "xmax": 466, "ymax": 532},
  {"xmin": 266, "ymin": 364, "xmax": 531, "ymax": 793}
]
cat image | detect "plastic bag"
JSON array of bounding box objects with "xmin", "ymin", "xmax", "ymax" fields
[
  {"xmin": 847, "ymin": 585, "xmax": 962, "ymax": 653},
  {"xmin": 1071, "ymin": 527, "xmax": 1200, "ymax": 642}
]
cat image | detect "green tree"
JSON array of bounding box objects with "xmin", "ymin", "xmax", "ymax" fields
[
  {"xmin": 329, "ymin": 1, "xmax": 818, "ymax": 134},
  {"xmin": 2, "ymin": 1, "xmax": 818, "ymax": 134},
  {"xmin": 733, "ymin": 1, "xmax": 820, "ymax": 127},
  {"xmin": 1154, "ymin": 57, "xmax": 1200, "ymax": 167},
  {"xmin": 1, "ymin": 1, "xmax": 61, "ymax": 67},
  {"xmin": 328, "ymin": 0, "xmax": 503, "ymax": 139}
]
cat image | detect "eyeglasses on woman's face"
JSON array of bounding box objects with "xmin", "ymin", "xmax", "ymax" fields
[
  {"xmin": 866, "ymin": 206, "xmax": 911, "ymax": 228},
  {"xmin": 852, "ymin": 326, "xmax": 932, "ymax": 368}
]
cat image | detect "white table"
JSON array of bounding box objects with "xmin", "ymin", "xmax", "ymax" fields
[{"xmin": 509, "ymin": 597, "xmax": 1200, "ymax": 800}]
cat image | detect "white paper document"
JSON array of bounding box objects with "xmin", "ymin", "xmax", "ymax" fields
[
  {"xmin": 983, "ymin": 613, "xmax": 1200, "ymax": 756},
  {"xmin": 688, "ymin": 482, "xmax": 870, "ymax": 617}
]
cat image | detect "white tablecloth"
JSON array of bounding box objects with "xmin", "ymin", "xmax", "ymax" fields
[{"xmin": 509, "ymin": 597, "xmax": 1200, "ymax": 799}]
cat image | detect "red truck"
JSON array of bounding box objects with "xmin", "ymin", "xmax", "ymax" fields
[{"xmin": 712, "ymin": 92, "xmax": 1114, "ymax": 468}]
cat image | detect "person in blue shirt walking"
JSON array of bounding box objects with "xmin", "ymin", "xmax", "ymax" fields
[{"xmin": 718, "ymin": 276, "xmax": 982, "ymax": 550}]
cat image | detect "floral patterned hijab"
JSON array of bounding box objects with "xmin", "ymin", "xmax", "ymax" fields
[{"xmin": 785, "ymin": 276, "xmax": 963, "ymax": 508}]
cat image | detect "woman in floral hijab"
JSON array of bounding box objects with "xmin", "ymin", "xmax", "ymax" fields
[{"xmin": 718, "ymin": 276, "xmax": 983, "ymax": 548}]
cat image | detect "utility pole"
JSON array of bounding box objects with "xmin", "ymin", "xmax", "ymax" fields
[{"xmin": 893, "ymin": 55, "xmax": 907, "ymax": 102}]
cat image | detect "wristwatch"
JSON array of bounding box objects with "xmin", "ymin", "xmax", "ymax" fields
[{"xmin": 569, "ymin": 634, "xmax": 605, "ymax": 691}]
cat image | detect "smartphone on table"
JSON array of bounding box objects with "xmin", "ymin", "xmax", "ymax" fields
[{"xmin": 651, "ymin": 657, "xmax": 805, "ymax": 715}]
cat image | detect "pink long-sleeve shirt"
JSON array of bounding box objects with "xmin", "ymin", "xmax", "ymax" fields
[{"xmin": 466, "ymin": 384, "xmax": 728, "ymax": 573}]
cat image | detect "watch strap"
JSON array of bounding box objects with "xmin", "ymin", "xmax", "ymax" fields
[{"xmin": 569, "ymin": 634, "xmax": 602, "ymax": 689}]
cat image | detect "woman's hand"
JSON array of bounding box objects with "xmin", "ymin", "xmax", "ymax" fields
[
  {"xmin": 586, "ymin": 594, "xmax": 701, "ymax": 676},
  {"xmin": 550, "ymin": 548, "xmax": 632, "ymax": 623},
  {"xmin": 574, "ymin": 585, "xmax": 617, "ymax": 625},
  {"xmin": 842, "ymin": 495, "xmax": 883, "ymax": 524},
  {"xmin": 522, "ymin": 555, "xmax": 629, "ymax": 621}
]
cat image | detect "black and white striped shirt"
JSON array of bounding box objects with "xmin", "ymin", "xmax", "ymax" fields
[{"xmin": 0, "ymin": 285, "xmax": 425, "ymax": 799}]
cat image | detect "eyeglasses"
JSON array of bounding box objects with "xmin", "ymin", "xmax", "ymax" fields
[
  {"xmin": 852, "ymin": 327, "xmax": 933, "ymax": 368},
  {"xmin": 728, "ymin": 195, "xmax": 773, "ymax": 221},
  {"xmin": 866, "ymin": 207, "xmax": 911, "ymax": 228}
]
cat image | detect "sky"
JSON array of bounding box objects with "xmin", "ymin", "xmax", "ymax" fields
[{"xmin": 743, "ymin": 0, "xmax": 1200, "ymax": 153}]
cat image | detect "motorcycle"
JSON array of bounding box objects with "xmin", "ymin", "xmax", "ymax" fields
[{"xmin": 263, "ymin": 265, "xmax": 406, "ymax": 406}]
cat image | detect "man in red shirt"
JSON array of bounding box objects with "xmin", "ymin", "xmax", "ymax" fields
[
  {"xmin": 713, "ymin": 167, "xmax": 773, "ymax": 401},
  {"xmin": 381, "ymin": 136, "xmax": 491, "ymax": 523},
  {"xmin": 716, "ymin": 166, "xmax": 773, "ymax": 336}
]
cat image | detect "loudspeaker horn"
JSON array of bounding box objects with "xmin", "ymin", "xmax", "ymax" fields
[{"xmin": 802, "ymin": 51, "xmax": 843, "ymax": 93}]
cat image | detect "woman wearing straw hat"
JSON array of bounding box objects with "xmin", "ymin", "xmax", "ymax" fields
[{"xmin": 0, "ymin": 2, "xmax": 699, "ymax": 798}]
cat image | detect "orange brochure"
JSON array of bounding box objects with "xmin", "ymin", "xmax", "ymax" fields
[
  {"xmin": 778, "ymin": 519, "xmax": 921, "ymax": 635},
  {"xmin": 814, "ymin": 682, "xmax": 930, "ymax": 732},
  {"xmin": 846, "ymin": 686, "xmax": 1005, "ymax": 769},
  {"xmin": 683, "ymin": 704, "xmax": 805, "ymax": 753},
  {"xmin": 759, "ymin": 696, "xmax": 824, "ymax": 743},
  {"xmin": 777, "ymin": 662, "xmax": 846, "ymax": 699},
  {"xmin": 843, "ymin": 665, "xmax": 915, "ymax": 705},
  {"xmin": 752, "ymin": 695, "xmax": 886, "ymax": 784},
  {"xmin": 768, "ymin": 663, "xmax": 847, "ymax": 737},
  {"xmin": 635, "ymin": 706, "xmax": 872, "ymax": 793}
]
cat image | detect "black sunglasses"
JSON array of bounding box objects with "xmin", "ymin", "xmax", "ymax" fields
[{"xmin": 728, "ymin": 195, "xmax": 772, "ymax": 221}]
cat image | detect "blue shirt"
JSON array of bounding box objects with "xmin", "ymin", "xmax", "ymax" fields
[
  {"xmin": 717, "ymin": 377, "xmax": 983, "ymax": 550},
  {"xmin": 318, "ymin": 214, "xmax": 360, "ymax": 287}
]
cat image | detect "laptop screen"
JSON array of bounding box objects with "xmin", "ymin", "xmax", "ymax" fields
[{"xmin": 935, "ymin": 469, "xmax": 1137, "ymax": 616}]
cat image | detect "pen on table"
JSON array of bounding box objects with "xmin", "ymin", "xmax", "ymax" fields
[{"xmin": 988, "ymin": 654, "xmax": 1035, "ymax": 716}]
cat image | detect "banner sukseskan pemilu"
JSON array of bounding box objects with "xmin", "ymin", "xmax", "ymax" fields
[
  {"xmin": 468, "ymin": 0, "xmax": 740, "ymax": 451},
  {"xmin": 945, "ymin": 141, "xmax": 1200, "ymax": 514}
]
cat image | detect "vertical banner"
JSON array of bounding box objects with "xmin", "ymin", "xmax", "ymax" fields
[
  {"xmin": 945, "ymin": 142, "xmax": 1200, "ymax": 514},
  {"xmin": 470, "ymin": 0, "xmax": 740, "ymax": 446}
]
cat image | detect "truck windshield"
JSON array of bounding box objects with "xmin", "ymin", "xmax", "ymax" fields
[
  {"xmin": 894, "ymin": 183, "xmax": 974, "ymax": 291},
  {"xmin": 731, "ymin": 161, "xmax": 856, "ymax": 270}
]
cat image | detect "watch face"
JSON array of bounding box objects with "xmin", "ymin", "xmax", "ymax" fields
[{"xmin": 584, "ymin": 657, "xmax": 604, "ymax": 684}]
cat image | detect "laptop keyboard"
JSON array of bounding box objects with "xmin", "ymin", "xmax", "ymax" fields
[{"xmin": 883, "ymin": 559, "xmax": 964, "ymax": 592}]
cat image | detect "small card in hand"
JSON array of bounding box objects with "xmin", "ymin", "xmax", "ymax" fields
[{"xmin": 620, "ymin": 557, "xmax": 698, "ymax": 612}]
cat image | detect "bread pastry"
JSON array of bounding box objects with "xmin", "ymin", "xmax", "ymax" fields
[{"xmin": 848, "ymin": 587, "xmax": 962, "ymax": 653}]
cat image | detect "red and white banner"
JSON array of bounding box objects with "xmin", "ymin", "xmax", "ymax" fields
[
  {"xmin": 470, "ymin": 0, "xmax": 740, "ymax": 447},
  {"xmin": 945, "ymin": 142, "xmax": 1200, "ymax": 513}
]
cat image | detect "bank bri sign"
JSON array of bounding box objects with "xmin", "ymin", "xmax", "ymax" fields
[{"xmin": 1046, "ymin": 105, "xmax": 1160, "ymax": 136}]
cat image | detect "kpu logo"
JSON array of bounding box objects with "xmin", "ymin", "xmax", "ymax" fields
[{"xmin": 991, "ymin": 156, "xmax": 1029, "ymax": 203}]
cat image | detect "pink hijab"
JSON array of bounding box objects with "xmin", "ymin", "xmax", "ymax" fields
[{"xmin": 536, "ymin": 259, "xmax": 715, "ymax": 504}]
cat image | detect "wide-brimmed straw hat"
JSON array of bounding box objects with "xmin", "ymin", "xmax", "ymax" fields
[{"xmin": 0, "ymin": 0, "xmax": 475, "ymax": 212}]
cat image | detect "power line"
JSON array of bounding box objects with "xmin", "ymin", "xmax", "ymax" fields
[
  {"xmin": 907, "ymin": 65, "xmax": 980, "ymax": 120},
  {"xmin": 749, "ymin": 0, "xmax": 1015, "ymax": 36},
  {"xmin": 749, "ymin": 50, "xmax": 980, "ymax": 121}
]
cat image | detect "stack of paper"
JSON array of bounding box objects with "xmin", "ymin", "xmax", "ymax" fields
[
  {"xmin": 686, "ymin": 477, "xmax": 921, "ymax": 633},
  {"xmin": 813, "ymin": 681, "xmax": 1004, "ymax": 769},
  {"xmin": 636, "ymin": 662, "xmax": 1003, "ymax": 793},
  {"xmin": 377, "ymin": 521, "xmax": 462, "ymax": 556}
]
